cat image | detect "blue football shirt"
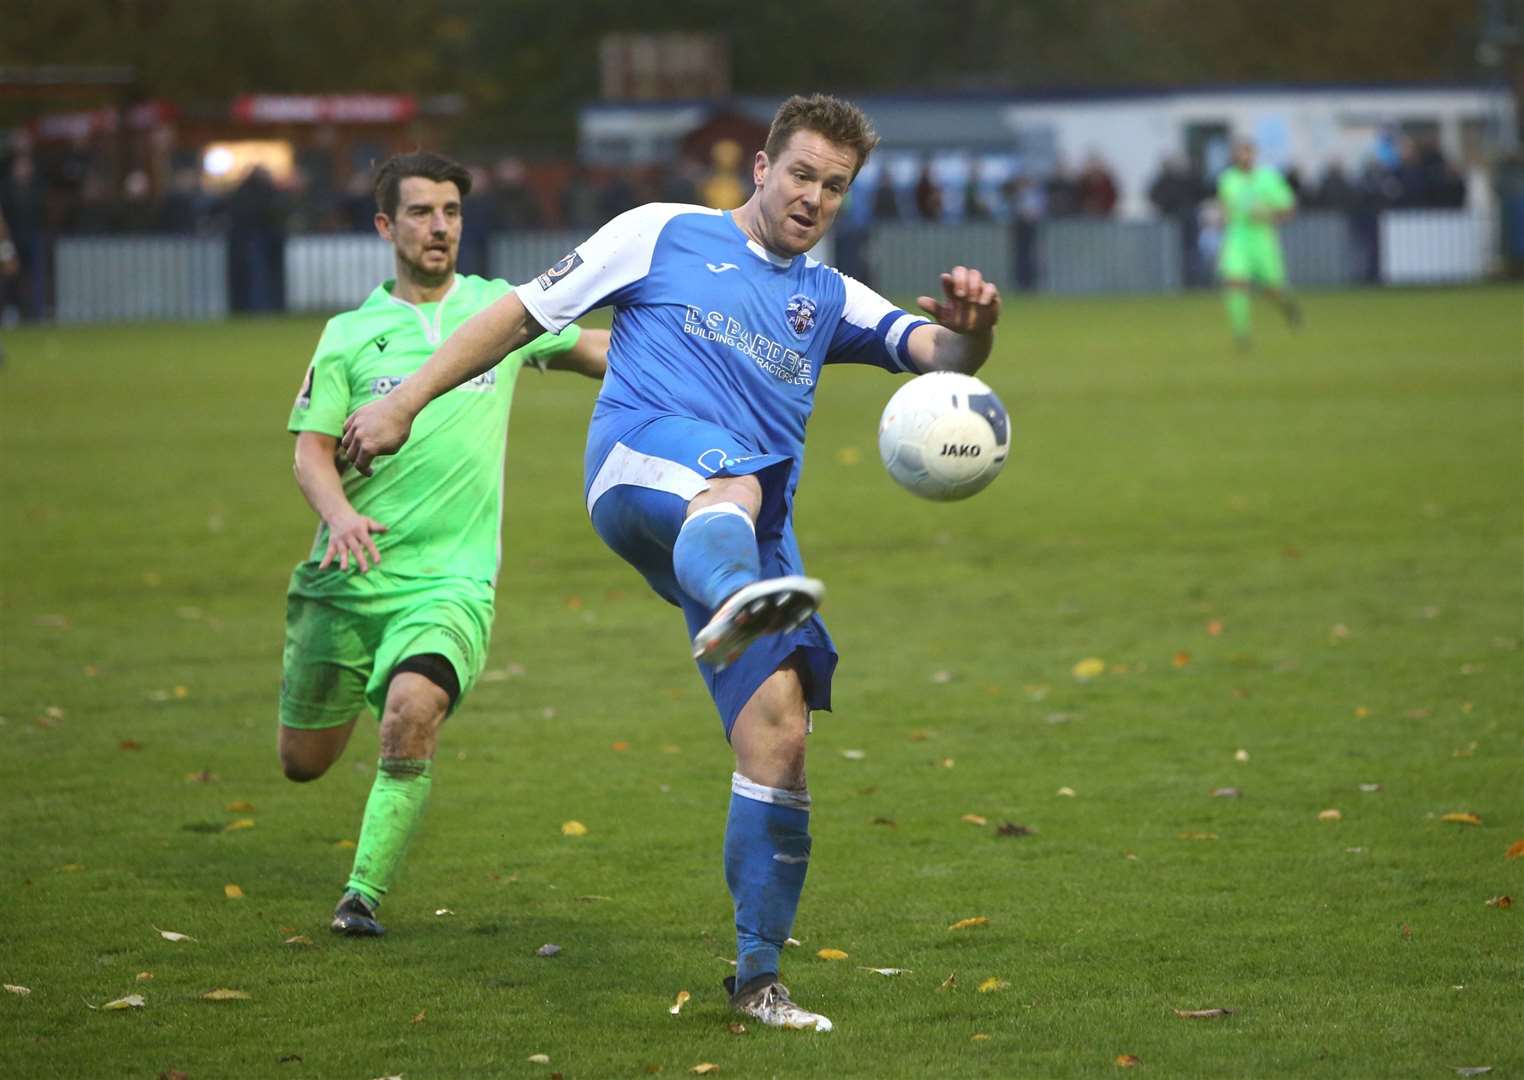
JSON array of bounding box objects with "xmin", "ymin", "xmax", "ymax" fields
[{"xmin": 513, "ymin": 203, "xmax": 930, "ymax": 504}]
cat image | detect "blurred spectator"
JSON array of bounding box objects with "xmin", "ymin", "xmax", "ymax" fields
[
  {"xmin": 116, "ymin": 170, "xmax": 158, "ymax": 232},
  {"xmin": 659, "ymin": 157, "xmax": 702, "ymax": 205},
  {"xmin": 159, "ymin": 166, "xmax": 216, "ymax": 233},
  {"xmin": 1146, "ymin": 156, "xmax": 1198, "ymax": 218},
  {"xmin": 0, "ymin": 205, "xmax": 20, "ymax": 330},
  {"xmin": 1045, "ymin": 160, "xmax": 1080, "ymax": 217},
  {"xmin": 871, "ymin": 177, "xmax": 900, "ymax": 221},
  {"xmin": 963, "ymin": 160, "xmax": 993, "ymax": 221},
  {"xmin": 458, "ymin": 165, "xmax": 496, "ymax": 277},
  {"xmin": 0, "ymin": 149, "xmax": 46, "ymax": 319},
  {"xmin": 700, "ymin": 139, "xmax": 746, "ymax": 211},
  {"xmin": 561, "ymin": 164, "xmax": 601, "ymax": 230},
  {"xmin": 226, "ymin": 166, "xmax": 286, "ymax": 313},
  {"xmin": 1005, "ymin": 173, "xmax": 1046, "ymax": 291},
  {"xmin": 1076, "ymin": 154, "xmax": 1118, "ymax": 216},
  {"xmin": 914, "ymin": 159, "xmax": 942, "ymax": 220},
  {"xmin": 597, "ymin": 167, "xmax": 638, "ymax": 221},
  {"xmin": 492, "ymin": 157, "xmax": 543, "ymax": 228},
  {"xmin": 1312, "ymin": 162, "xmax": 1358, "ymax": 211},
  {"xmin": 342, "ymin": 170, "xmax": 377, "ymax": 232}
]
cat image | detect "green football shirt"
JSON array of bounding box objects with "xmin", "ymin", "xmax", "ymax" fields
[
  {"xmin": 288, "ymin": 274, "xmax": 580, "ymax": 586},
  {"xmin": 1218, "ymin": 165, "xmax": 1295, "ymax": 242}
]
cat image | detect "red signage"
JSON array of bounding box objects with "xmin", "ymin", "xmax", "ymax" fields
[{"xmin": 230, "ymin": 94, "xmax": 418, "ymax": 125}]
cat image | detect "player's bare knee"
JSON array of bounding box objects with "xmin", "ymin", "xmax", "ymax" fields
[
  {"xmin": 689, "ymin": 474, "xmax": 762, "ymax": 521},
  {"xmin": 281, "ymin": 754, "xmax": 329, "ymax": 783},
  {"xmin": 379, "ymin": 679, "xmax": 449, "ymax": 759}
]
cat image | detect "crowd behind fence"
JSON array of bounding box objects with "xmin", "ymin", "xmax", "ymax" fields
[{"xmin": 43, "ymin": 208, "xmax": 1499, "ymax": 325}]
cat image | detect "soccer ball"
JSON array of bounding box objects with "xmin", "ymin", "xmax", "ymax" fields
[{"xmin": 877, "ymin": 371, "xmax": 1010, "ymax": 501}]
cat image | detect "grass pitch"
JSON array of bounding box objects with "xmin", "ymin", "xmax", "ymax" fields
[{"xmin": 1, "ymin": 287, "xmax": 1520, "ymax": 1078}]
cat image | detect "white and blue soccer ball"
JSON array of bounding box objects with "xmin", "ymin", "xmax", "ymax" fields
[{"xmin": 877, "ymin": 371, "xmax": 1010, "ymax": 501}]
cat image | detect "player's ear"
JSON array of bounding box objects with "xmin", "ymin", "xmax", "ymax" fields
[
  {"xmin": 374, "ymin": 213, "xmax": 393, "ymax": 242},
  {"xmin": 753, "ymin": 150, "xmax": 769, "ymax": 188}
]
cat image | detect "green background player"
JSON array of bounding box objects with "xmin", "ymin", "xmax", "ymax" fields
[
  {"xmin": 279, "ymin": 152, "xmax": 608, "ymax": 935},
  {"xmin": 1217, "ymin": 137, "xmax": 1302, "ymax": 348}
]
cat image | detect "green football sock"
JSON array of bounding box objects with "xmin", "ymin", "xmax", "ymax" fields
[
  {"xmin": 1225, "ymin": 288, "xmax": 1251, "ymax": 340},
  {"xmin": 345, "ymin": 758, "xmax": 433, "ymax": 907}
]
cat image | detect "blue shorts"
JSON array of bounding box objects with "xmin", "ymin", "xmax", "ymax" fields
[{"xmin": 584, "ymin": 411, "xmax": 837, "ymax": 737}]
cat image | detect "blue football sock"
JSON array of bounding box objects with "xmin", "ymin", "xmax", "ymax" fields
[
  {"xmin": 673, "ymin": 503, "xmax": 760, "ymax": 611},
  {"xmin": 724, "ymin": 773, "xmax": 812, "ymax": 987}
]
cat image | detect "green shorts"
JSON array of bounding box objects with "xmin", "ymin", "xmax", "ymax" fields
[
  {"xmin": 279, "ymin": 564, "xmax": 495, "ymax": 730},
  {"xmin": 1218, "ymin": 232, "xmax": 1287, "ymax": 287}
]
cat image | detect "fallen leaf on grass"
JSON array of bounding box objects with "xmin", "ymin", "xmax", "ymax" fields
[
  {"xmin": 1507, "ymin": 839, "xmax": 1524, "ymax": 860},
  {"xmin": 135, "ymin": 972, "xmax": 153, "ymax": 981},
  {"xmin": 1441, "ymin": 812, "xmax": 1482, "ymax": 826},
  {"xmin": 977, "ymin": 978, "xmax": 1008, "ymax": 993},
  {"xmin": 58, "ymin": 863, "xmax": 85, "ymax": 872},
  {"xmin": 860, "ymin": 967, "xmax": 912, "ymax": 976},
  {"xmin": 1484, "ymin": 896, "xmax": 1512, "ymax": 909},
  {"xmin": 434, "ymin": 909, "xmax": 454, "ymax": 917},
  {"xmin": 536, "ymin": 944, "xmax": 561, "ymax": 957},
  {"xmin": 1056, "ymin": 786, "xmax": 1076, "ymax": 797},
  {"xmin": 691, "ymin": 1065, "xmax": 720, "ymax": 1075},
  {"xmin": 1318, "ymin": 809, "xmax": 1342, "ymax": 822},
  {"xmin": 1174, "ymin": 1007, "xmax": 1234, "ymax": 1019},
  {"xmin": 4, "ymin": 985, "xmax": 30, "ymax": 995},
  {"xmin": 1401, "ymin": 924, "xmax": 1413, "ymax": 940},
  {"xmin": 560, "ymin": 821, "xmax": 588, "ymax": 837},
  {"xmin": 939, "ymin": 973, "xmax": 958, "ymax": 990},
  {"xmin": 407, "ymin": 1008, "xmax": 425, "ymax": 1024},
  {"xmin": 1172, "ymin": 651, "xmax": 1191, "ymax": 669},
  {"xmin": 816, "ymin": 948, "xmax": 849, "ymax": 960},
  {"xmin": 528, "ymin": 1054, "xmax": 551, "ymax": 1064},
  {"xmin": 611, "ymin": 740, "xmax": 630, "ymax": 752},
  {"xmin": 223, "ymin": 819, "xmax": 255, "ymax": 833},
  {"xmin": 1454, "ymin": 1069, "xmax": 1493, "ymax": 1077},
  {"xmin": 1360, "ymin": 783, "xmax": 1383, "ymax": 793},
  {"xmin": 224, "ymin": 884, "xmax": 244, "ymax": 899},
  {"xmin": 94, "ymin": 994, "xmax": 146, "ymax": 1010},
  {"xmin": 785, "ymin": 937, "xmax": 801, "ymax": 947},
  {"xmin": 334, "ymin": 838, "xmax": 356, "ymax": 849},
  {"xmin": 153, "ymin": 927, "xmax": 196, "ymax": 943},
  {"xmin": 1207, "ymin": 619, "xmax": 1224, "ymax": 637},
  {"xmin": 841, "ymin": 749, "xmax": 866, "ymax": 760},
  {"xmin": 938, "ymin": 757, "xmax": 956, "ymax": 768},
  {"xmin": 1116, "ymin": 1055, "xmax": 1142, "ymax": 1067},
  {"xmin": 669, "ymin": 990, "xmax": 691, "ymax": 1015},
  {"xmin": 225, "ymin": 800, "xmax": 255, "ymax": 813},
  {"xmin": 1234, "ymin": 749, "xmax": 1250, "ymax": 762},
  {"xmin": 158, "ymin": 1069, "xmax": 189, "ymax": 1080},
  {"xmin": 961, "ymin": 813, "xmax": 988, "ymax": 826},
  {"xmin": 971, "ymin": 1033, "xmax": 991, "ymax": 1041},
  {"xmin": 997, "ymin": 822, "xmax": 1033, "ymax": 837},
  {"xmin": 575, "ymin": 894, "xmax": 613, "ymax": 903},
  {"xmin": 284, "ymin": 936, "xmax": 312, "ymax": 946},
  {"xmin": 119, "ymin": 739, "xmax": 141, "ymax": 751},
  {"xmin": 1178, "ymin": 831, "xmax": 1218, "ymax": 841},
  {"xmin": 1071, "ymin": 657, "xmax": 1105, "ymax": 680},
  {"xmin": 727, "ymin": 1022, "xmax": 747, "ymax": 1035},
  {"xmin": 949, "ymin": 917, "xmax": 989, "ymax": 931},
  {"xmin": 1211, "ymin": 787, "xmax": 1241, "ymax": 798},
  {"xmin": 202, "ymin": 988, "xmax": 251, "ymax": 1001}
]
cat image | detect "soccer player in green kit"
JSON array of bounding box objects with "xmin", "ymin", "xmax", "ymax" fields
[
  {"xmin": 1218, "ymin": 137, "xmax": 1302, "ymax": 349},
  {"xmin": 279, "ymin": 152, "xmax": 608, "ymax": 936}
]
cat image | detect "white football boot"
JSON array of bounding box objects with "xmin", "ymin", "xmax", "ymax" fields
[
  {"xmin": 725, "ymin": 974, "xmax": 834, "ymax": 1032},
  {"xmin": 691, "ymin": 576, "xmax": 824, "ymax": 671}
]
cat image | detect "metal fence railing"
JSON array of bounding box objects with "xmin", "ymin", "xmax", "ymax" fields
[
  {"xmin": 55, "ymin": 236, "xmax": 228, "ymax": 324},
  {"xmin": 45, "ymin": 209, "xmax": 1503, "ymax": 323}
]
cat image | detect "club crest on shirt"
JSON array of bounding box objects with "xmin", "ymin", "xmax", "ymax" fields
[
  {"xmin": 537, "ymin": 250, "xmax": 584, "ymax": 290},
  {"xmin": 370, "ymin": 375, "xmax": 406, "ymax": 397},
  {"xmin": 785, "ymin": 293, "xmax": 817, "ymax": 338}
]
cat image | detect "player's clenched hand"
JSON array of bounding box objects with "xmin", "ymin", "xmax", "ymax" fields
[
  {"xmin": 320, "ymin": 510, "xmax": 388, "ymax": 573},
  {"xmin": 340, "ymin": 399, "xmax": 413, "ymax": 477},
  {"xmin": 917, "ymin": 266, "xmax": 1001, "ymax": 335}
]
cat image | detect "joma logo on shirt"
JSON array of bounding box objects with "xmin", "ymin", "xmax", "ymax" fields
[{"xmin": 681, "ymin": 306, "xmax": 814, "ymax": 387}]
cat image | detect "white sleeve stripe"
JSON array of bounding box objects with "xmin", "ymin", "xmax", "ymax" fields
[
  {"xmin": 516, "ymin": 284, "xmax": 560, "ymax": 334},
  {"xmin": 884, "ymin": 313, "xmax": 929, "ymax": 371}
]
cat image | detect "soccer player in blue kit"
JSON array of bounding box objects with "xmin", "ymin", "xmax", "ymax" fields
[{"xmin": 342, "ymin": 94, "xmax": 1002, "ymax": 1031}]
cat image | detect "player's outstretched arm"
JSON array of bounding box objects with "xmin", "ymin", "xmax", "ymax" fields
[
  {"xmin": 908, "ymin": 265, "xmax": 1001, "ymax": 375},
  {"xmin": 293, "ymin": 431, "xmax": 388, "ymax": 572},
  {"xmin": 340, "ymin": 291, "xmax": 542, "ymax": 475},
  {"xmin": 545, "ymin": 328, "xmax": 610, "ymax": 380}
]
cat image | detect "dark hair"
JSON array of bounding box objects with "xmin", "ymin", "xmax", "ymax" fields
[
  {"xmin": 373, "ymin": 151, "xmax": 472, "ymax": 219},
  {"xmin": 763, "ymin": 94, "xmax": 880, "ymax": 177}
]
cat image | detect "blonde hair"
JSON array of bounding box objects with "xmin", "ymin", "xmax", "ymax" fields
[{"xmin": 763, "ymin": 94, "xmax": 879, "ymax": 177}]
